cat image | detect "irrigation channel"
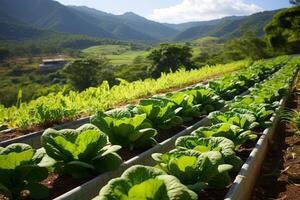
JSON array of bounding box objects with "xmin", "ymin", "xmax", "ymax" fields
[{"xmin": 0, "ymin": 56, "xmax": 299, "ymax": 200}]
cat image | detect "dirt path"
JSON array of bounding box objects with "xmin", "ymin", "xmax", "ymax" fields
[{"xmin": 251, "ymin": 74, "xmax": 300, "ymax": 200}]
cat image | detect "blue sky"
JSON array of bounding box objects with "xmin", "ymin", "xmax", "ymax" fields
[{"xmin": 56, "ymin": 0, "xmax": 291, "ymax": 23}]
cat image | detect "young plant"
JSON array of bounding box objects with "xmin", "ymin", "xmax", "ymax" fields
[
  {"xmin": 41, "ymin": 124, "xmax": 122, "ymax": 178},
  {"xmin": 96, "ymin": 165, "xmax": 198, "ymax": 200},
  {"xmin": 192, "ymin": 123, "xmax": 257, "ymax": 149},
  {"xmin": 208, "ymin": 110, "xmax": 259, "ymax": 130},
  {"xmin": 130, "ymin": 98, "xmax": 183, "ymax": 130},
  {"xmin": 0, "ymin": 143, "xmax": 49, "ymax": 200},
  {"xmin": 90, "ymin": 109, "xmax": 157, "ymax": 149},
  {"xmin": 282, "ymin": 109, "xmax": 300, "ymax": 135},
  {"xmin": 152, "ymin": 150, "xmax": 233, "ymax": 191},
  {"xmin": 175, "ymin": 136, "xmax": 242, "ymax": 170}
]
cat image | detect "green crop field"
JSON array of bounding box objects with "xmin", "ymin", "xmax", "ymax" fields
[{"xmin": 82, "ymin": 45, "xmax": 149, "ymax": 65}]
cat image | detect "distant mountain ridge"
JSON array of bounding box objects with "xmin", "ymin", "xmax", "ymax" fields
[
  {"xmin": 0, "ymin": 0, "xmax": 281, "ymax": 42},
  {"xmin": 174, "ymin": 10, "xmax": 279, "ymax": 41}
]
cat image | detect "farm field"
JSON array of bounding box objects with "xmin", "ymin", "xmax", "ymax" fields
[
  {"xmin": 82, "ymin": 44, "xmax": 203, "ymax": 65},
  {"xmin": 0, "ymin": 55, "xmax": 299, "ymax": 200},
  {"xmin": 82, "ymin": 45, "xmax": 149, "ymax": 65},
  {"xmin": 0, "ymin": 1, "xmax": 299, "ymax": 199}
]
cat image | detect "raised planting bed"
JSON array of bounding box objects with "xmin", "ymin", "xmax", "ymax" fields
[
  {"xmin": 52, "ymin": 62, "xmax": 293, "ymax": 200},
  {"xmin": 88, "ymin": 58, "xmax": 299, "ymax": 200},
  {"xmin": 0, "ymin": 80, "xmax": 211, "ymax": 148},
  {"xmin": 0, "ymin": 57, "xmax": 287, "ymax": 149},
  {"xmin": 224, "ymin": 68, "xmax": 299, "ymax": 200},
  {"xmin": 251, "ymin": 74, "xmax": 300, "ymax": 199},
  {"xmin": 0, "ymin": 56, "xmax": 292, "ymax": 200}
]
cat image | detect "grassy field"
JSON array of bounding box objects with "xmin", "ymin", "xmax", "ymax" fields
[
  {"xmin": 82, "ymin": 45, "xmax": 149, "ymax": 65},
  {"xmin": 82, "ymin": 44, "xmax": 206, "ymax": 65}
]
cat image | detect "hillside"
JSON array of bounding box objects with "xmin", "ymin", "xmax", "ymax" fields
[
  {"xmin": 0, "ymin": 0, "xmax": 177, "ymax": 42},
  {"xmin": 174, "ymin": 10, "xmax": 279, "ymax": 41},
  {"xmin": 164, "ymin": 16, "xmax": 243, "ymax": 31}
]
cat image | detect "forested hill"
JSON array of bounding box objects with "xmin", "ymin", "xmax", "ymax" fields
[
  {"xmin": 0, "ymin": 0, "xmax": 281, "ymax": 42},
  {"xmin": 0, "ymin": 0, "xmax": 178, "ymax": 42},
  {"xmin": 174, "ymin": 10, "xmax": 279, "ymax": 41}
]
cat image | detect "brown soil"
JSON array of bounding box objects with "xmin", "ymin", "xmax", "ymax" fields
[
  {"xmin": 251, "ymin": 77, "xmax": 300, "ymax": 200},
  {"xmin": 41, "ymin": 173, "xmax": 90, "ymax": 200},
  {"xmin": 0, "ymin": 70, "xmax": 235, "ymax": 142}
]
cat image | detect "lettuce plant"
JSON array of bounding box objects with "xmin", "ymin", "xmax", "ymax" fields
[
  {"xmin": 152, "ymin": 150, "xmax": 233, "ymax": 190},
  {"xmin": 90, "ymin": 109, "xmax": 157, "ymax": 150},
  {"xmin": 96, "ymin": 165, "xmax": 198, "ymax": 200},
  {"xmin": 232, "ymin": 108, "xmax": 274, "ymax": 129},
  {"xmin": 41, "ymin": 124, "xmax": 122, "ymax": 178},
  {"xmin": 0, "ymin": 143, "xmax": 49, "ymax": 200},
  {"xmin": 229, "ymin": 97, "xmax": 275, "ymax": 128},
  {"xmin": 175, "ymin": 136, "xmax": 242, "ymax": 170},
  {"xmin": 208, "ymin": 110, "xmax": 259, "ymax": 130},
  {"xmin": 192, "ymin": 123, "xmax": 257, "ymax": 149},
  {"xmin": 184, "ymin": 86, "xmax": 225, "ymax": 114},
  {"xmin": 207, "ymin": 75, "xmax": 248, "ymax": 100},
  {"xmin": 153, "ymin": 93, "xmax": 200, "ymax": 122},
  {"xmin": 130, "ymin": 98, "xmax": 183, "ymax": 130}
]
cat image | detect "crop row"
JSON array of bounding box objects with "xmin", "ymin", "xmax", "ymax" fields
[
  {"xmin": 93, "ymin": 56, "xmax": 300, "ymax": 200},
  {"xmin": 0, "ymin": 56, "xmax": 293, "ymax": 200},
  {"xmin": 0, "ymin": 60, "xmax": 249, "ymax": 129}
]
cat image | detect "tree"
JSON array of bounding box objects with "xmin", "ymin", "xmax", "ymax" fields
[
  {"xmin": 224, "ymin": 36, "xmax": 269, "ymax": 60},
  {"xmin": 264, "ymin": 6, "xmax": 300, "ymax": 54},
  {"xmin": 147, "ymin": 43, "xmax": 195, "ymax": 78},
  {"xmin": 63, "ymin": 58, "xmax": 114, "ymax": 90},
  {"xmin": 290, "ymin": 0, "xmax": 300, "ymax": 5},
  {"xmin": 0, "ymin": 47, "xmax": 11, "ymax": 62}
]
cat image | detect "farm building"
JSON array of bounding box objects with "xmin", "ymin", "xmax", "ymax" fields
[{"xmin": 39, "ymin": 58, "xmax": 67, "ymax": 72}]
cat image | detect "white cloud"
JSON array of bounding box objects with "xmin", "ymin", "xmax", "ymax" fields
[{"xmin": 147, "ymin": 0, "xmax": 263, "ymax": 23}]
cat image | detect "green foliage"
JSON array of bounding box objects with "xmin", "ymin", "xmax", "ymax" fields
[
  {"xmin": 90, "ymin": 109, "xmax": 157, "ymax": 150},
  {"xmin": 41, "ymin": 124, "xmax": 122, "ymax": 178},
  {"xmin": 0, "ymin": 47, "xmax": 11, "ymax": 61},
  {"xmin": 142, "ymin": 86, "xmax": 224, "ymax": 123},
  {"xmin": 264, "ymin": 6, "xmax": 300, "ymax": 54},
  {"xmin": 282, "ymin": 109, "xmax": 300, "ymax": 135},
  {"xmin": 152, "ymin": 150, "xmax": 233, "ymax": 190},
  {"xmin": 208, "ymin": 110, "xmax": 259, "ymax": 130},
  {"xmin": 129, "ymin": 99, "xmax": 183, "ymax": 130},
  {"xmin": 63, "ymin": 58, "xmax": 113, "ymax": 90},
  {"xmin": 0, "ymin": 144, "xmax": 49, "ymax": 200},
  {"xmin": 148, "ymin": 43, "xmax": 195, "ymax": 78},
  {"xmin": 175, "ymin": 136, "xmax": 242, "ymax": 170},
  {"xmin": 224, "ymin": 36, "xmax": 269, "ymax": 60},
  {"xmin": 290, "ymin": 0, "xmax": 300, "ymax": 5},
  {"xmin": 0, "ymin": 60, "xmax": 248, "ymax": 129},
  {"xmin": 96, "ymin": 165, "xmax": 198, "ymax": 200},
  {"xmin": 192, "ymin": 123, "xmax": 257, "ymax": 149}
]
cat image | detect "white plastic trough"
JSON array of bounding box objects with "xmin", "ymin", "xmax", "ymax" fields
[{"xmin": 224, "ymin": 68, "xmax": 299, "ymax": 200}]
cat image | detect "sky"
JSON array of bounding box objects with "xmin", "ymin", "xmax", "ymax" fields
[{"xmin": 55, "ymin": 0, "xmax": 291, "ymax": 23}]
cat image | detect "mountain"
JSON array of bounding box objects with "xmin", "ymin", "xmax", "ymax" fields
[
  {"xmin": 174, "ymin": 10, "xmax": 278, "ymax": 41},
  {"xmin": 0, "ymin": 0, "xmax": 280, "ymax": 43},
  {"xmin": 70, "ymin": 6, "xmax": 179, "ymax": 39},
  {"xmin": 0, "ymin": 0, "xmax": 177, "ymax": 41},
  {"xmin": 164, "ymin": 16, "xmax": 244, "ymax": 31}
]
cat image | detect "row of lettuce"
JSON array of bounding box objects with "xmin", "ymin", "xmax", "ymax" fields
[
  {"xmin": 95, "ymin": 57, "xmax": 299, "ymax": 200},
  {"xmin": 0, "ymin": 56, "xmax": 295, "ymax": 200},
  {"xmin": 0, "ymin": 61, "xmax": 249, "ymax": 129}
]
